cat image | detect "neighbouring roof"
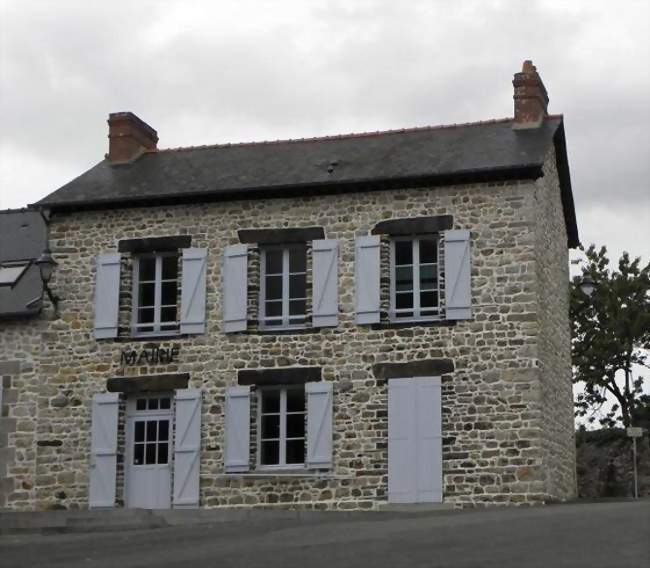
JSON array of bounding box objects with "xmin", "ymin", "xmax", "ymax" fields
[
  {"xmin": 0, "ymin": 209, "xmax": 46, "ymax": 318},
  {"xmin": 36, "ymin": 115, "xmax": 578, "ymax": 247}
]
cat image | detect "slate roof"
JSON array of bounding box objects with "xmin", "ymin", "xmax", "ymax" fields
[
  {"xmin": 36, "ymin": 115, "xmax": 578, "ymax": 246},
  {"xmin": 0, "ymin": 209, "xmax": 46, "ymax": 318}
]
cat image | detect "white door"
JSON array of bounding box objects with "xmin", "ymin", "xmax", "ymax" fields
[
  {"xmin": 388, "ymin": 377, "xmax": 442, "ymax": 503},
  {"xmin": 125, "ymin": 394, "xmax": 174, "ymax": 509}
]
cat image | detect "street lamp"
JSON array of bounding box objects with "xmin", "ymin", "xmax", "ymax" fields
[
  {"xmin": 578, "ymin": 275, "xmax": 596, "ymax": 297},
  {"xmin": 35, "ymin": 248, "xmax": 60, "ymax": 313}
]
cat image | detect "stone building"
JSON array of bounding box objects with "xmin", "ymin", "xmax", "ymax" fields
[{"xmin": 0, "ymin": 61, "xmax": 579, "ymax": 511}]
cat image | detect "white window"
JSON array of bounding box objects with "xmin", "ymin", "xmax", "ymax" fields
[
  {"xmin": 390, "ymin": 236, "xmax": 441, "ymax": 321},
  {"xmin": 258, "ymin": 386, "xmax": 306, "ymax": 468},
  {"xmin": 259, "ymin": 245, "xmax": 307, "ymax": 328},
  {"xmin": 132, "ymin": 252, "xmax": 179, "ymax": 335}
]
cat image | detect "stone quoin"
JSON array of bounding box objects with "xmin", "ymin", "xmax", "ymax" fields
[{"xmin": 0, "ymin": 61, "xmax": 578, "ymax": 511}]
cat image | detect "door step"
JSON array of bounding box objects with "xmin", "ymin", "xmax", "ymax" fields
[{"xmin": 377, "ymin": 503, "xmax": 456, "ymax": 513}]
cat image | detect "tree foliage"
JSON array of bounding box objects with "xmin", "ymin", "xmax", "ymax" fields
[{"xmin": 571, "ymin": 245, "xmax": 650, "ymax": 427}]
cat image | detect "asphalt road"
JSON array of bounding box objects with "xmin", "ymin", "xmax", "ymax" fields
[{"xmin": 1, "ymin": 501, "xmax": 648, "ymax": 568}]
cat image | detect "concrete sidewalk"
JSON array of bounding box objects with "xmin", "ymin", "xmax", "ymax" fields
[
  {"xmin": 0, "ymin": 506, "xmax": 454, "ymax": 535},
  {"xmin": 0, "ymin": 498, "xmax": 644, "ymax": 536}
]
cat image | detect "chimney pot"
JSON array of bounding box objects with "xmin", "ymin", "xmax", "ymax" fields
[
  {"xmin": 107, "ymin": 112, "xmax": 158, "ymax": 164},
  {"xmin": 512, "ymin": 60, "xmax": 549, "ymax": 129}
]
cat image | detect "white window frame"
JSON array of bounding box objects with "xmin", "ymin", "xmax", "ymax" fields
[
  {"xmin": 259, "ymin": 245, "xmax": 307, "ymax": 330},
  {"xmin": 256, "ymin": 385, "xmax": 306, "ymax": 470},
  {"xmin": 131, "ymin": 252, "xmax": 179, "ymax": 336},
  {"xmin": 389, "ymin": 235, "xmax": 442, "ymax": 322}
]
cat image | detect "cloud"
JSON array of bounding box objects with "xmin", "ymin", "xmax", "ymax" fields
[{"xmin": 0, "ymin": 0, "xmax": 648, "ymax": 259}]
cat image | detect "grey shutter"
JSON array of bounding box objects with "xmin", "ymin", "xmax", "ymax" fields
[
  {"xmin": 223, "ymin": 244, "xmax": 248, "ymax": 332},
  {"xmin": 173, "ymin": 388, "xmax": 202, "ymax": 508},
  {"xmin": 180, "ymin": 248, "xmax": 208, "ymax": 334},
  {"xmin": 388, "ymin": 378, "xmax": 416, "ymax": 503},
  {"xmin": 93, "ymin": 253, "xmax": 121, "ymax": 339},
  {"xmin": 312, "ymin": 239, "xmax": 338, "ymax": 327},
  {"xmin": 89, "ymin": 392, "xmax": 119, "ymax": 508},
  {"xmin": 387, "ymin": 377, "xmax": 442, "ymax": 504},
  {"xmin": 355, "ymin": 235, "xmax": 381, "ymax": 324},
  {"xmin": 306, "ymin": 381, "xmax": 333, "ymax": 469},
  {"xmin": 414, "ymin": 377, "xmax": 443, "ymax": 503},
  {"xmin": 224, "ymin": 386, "xmax": 250, "ymax": 472},
  {"xmin": 444, "ymin": 229, "xmax": 472, "ymax": 320}
]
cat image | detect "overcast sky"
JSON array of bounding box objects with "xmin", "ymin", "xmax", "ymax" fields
[{"xmin": 0, "ymin": 0, "xmax": 648, "ymax": 266}]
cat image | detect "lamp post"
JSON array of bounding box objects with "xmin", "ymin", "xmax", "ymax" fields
[{"xmin": 35, "ymin": 248, "xmax": 60, "ymax": 314}]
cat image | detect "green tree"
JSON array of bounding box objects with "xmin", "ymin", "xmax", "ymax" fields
[{"xmin": 571, "ymin": 245, "xmax": 650, "ymax": 427}]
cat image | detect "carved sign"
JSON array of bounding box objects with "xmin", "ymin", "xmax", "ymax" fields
[{"xmin": 120, "ymin": 346, "xmax": 180, "ymax": 367}]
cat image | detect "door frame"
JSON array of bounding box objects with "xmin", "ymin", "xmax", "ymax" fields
[{"xmin": 124, "ymin": 392, "xmax": 175, "ymax": 509}]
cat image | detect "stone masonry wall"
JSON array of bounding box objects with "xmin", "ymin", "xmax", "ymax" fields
[
  {"xmin": 0, "ymin": 318, "xmax": 44, "ymax": 509},
  {"xmin": 534, "ymin": 147, "xmax": 577, "ymax": 500},
  {"xmin": 2, "ymin": 166, "xmax": 575, "ymax": 510}
]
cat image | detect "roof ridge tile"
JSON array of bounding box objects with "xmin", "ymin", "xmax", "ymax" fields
[{"xmin": 156, "ymin": 116, "xmax": 529, "ymax": 154}]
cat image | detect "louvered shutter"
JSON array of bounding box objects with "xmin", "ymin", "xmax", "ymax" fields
[
  {"xmin": 312, "ymin": 239, "xmax": 338, "ymax": 327},
  {"xmin": 444, "ymin": 230, "xmax": 472, "ymax": 320},
  {"xmin": 306, "ymin": 381, "xmax": 333, "ymax": 469},
  {"xmin": 173, "ymin": 388, "xmax": 202, "ymax": 508},
  {"xmin": 224, "ymin": 386, "xmax": 250, "ymax": 472},
  {"xmin": 180, "ymin": 248, "xmax": 208, "ymax": 335},
  {"xmin": 93, "ymin": 253, "xmax": 121, "ymax": 339},
  {"xmin": 355, "ymin": 235, "xmax": 381, "ymax": 324},
  {"xmin": 222, "ymin": 245, "xmax": 248, "ymax": 332},
  {"xmin": 89, "ymin": 393, "xmax": 119, "ymax": 508}
]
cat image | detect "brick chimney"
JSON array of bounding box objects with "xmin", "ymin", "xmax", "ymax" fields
[
  {"xmin": 107, "ymin": 112, "xmax": 158, "ymax": 164},
  {"xmin": 512, "ymin": 60, "xmax": 549, "ymax": 129}
]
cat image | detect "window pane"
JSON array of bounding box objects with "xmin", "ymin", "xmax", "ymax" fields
[
  {"xmin": 162, "ymin": 255, "xmax": 178, "ymax": 280},
  {"xmin": 138, "ymin": 308, "xmax": 155, "ymax": 324},
  {"xmin": 396, "ymin": 293, "xmax": 413, "ymax": 310},
  {"xmin": 158, "ymin": 420, "xmax": 169, "ymax": 441},
  {"xmin": 136, "ymin": 399, "xmax": 147, "ymax": 411},
  {"xmin": 420, "ymin": 265, "xmax": 437, "ymax": 290},
  {"xmin": 395, "ymin": 266, "xmax": 413, "ymax": 291},
  {"xmin": 395, "ymin": 241, "xmax": 413, "ymax": 265},
  {"xmin": 161, "ymin": 281, "xmax": 177, "ymax": 305},
  {"xmin": 261, "ymin": 440, "xmax": 280, "ymax": 465},
  {"xmin": 148, "ymin": 399, "xmax": 159, "ymax": 411},
  {"xmin": 289, "ymin": 274, "xmax": 306, "ymax": 299},
  {"xmin": 139, "ymin": 257, "xmax": 156, "ymax": 281},
  {"xmin": 134, "ymin": 444, "xmax": 144, "ymax": 465},
  {"xmin": 265, "ymin": 301, "xmax": 282, "ymax": 318},
  {"xmin": 421, "ymin": 291, "xmax": 438, "ymax": 309},
  {"xmin": 265, "ymin": 250, "xmax": 283, "ymax": 274},
  {"xmin": 261, "ymin": 415, "xmax": 280, "ymax": 439},
  {"xmin": 419, "ymin": 239, "xmax": 438, "ymax": 264},
  {"xmin": 160, "ymin": 398, "xmax": 171, "ymax": 410},
  {"xmin": 289, "ymin": 248, "xmax": 306, "ymax": 273},
  {"xmin": 286, "ymin": 440, "xmax": 304, "ymax": 464},
  {"xmin": 286, "ymin": 389, "xmax": 305, "ymax": 412},
  {"xmin": 139, "ymin": 283, "xmax": 155, "ymax": 308},
  {"xmin": 145, "ymin": 443, "xmax": 157, "ymax": 465},
  {"xmin": 286, "ymin": 414, "xmax": 305, "ymax": 438},
  {"xmin": 135, "ymin": 421, "xmax": 145, "ymax": 442},
  {"xmin": 265, "ymin": 275, "xmax": 283, "ymax": 300},
  {"xmin": 161, "ymin": 306, "xmax": 177, "ymax": 324},
  {"xmin": 158, "ymin": 443, "xmax": 168, "ymax": 464},
  {"xmin": 289, "ymin": 300, "xmax": 306, "ymax": 317},
  {"xmin": 262, "ymin": 390, "xmax": 280, "ymax": 413},
  {"xmin": 146, "ymin": 419, "xmax": 157, "ymax": 438}
]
